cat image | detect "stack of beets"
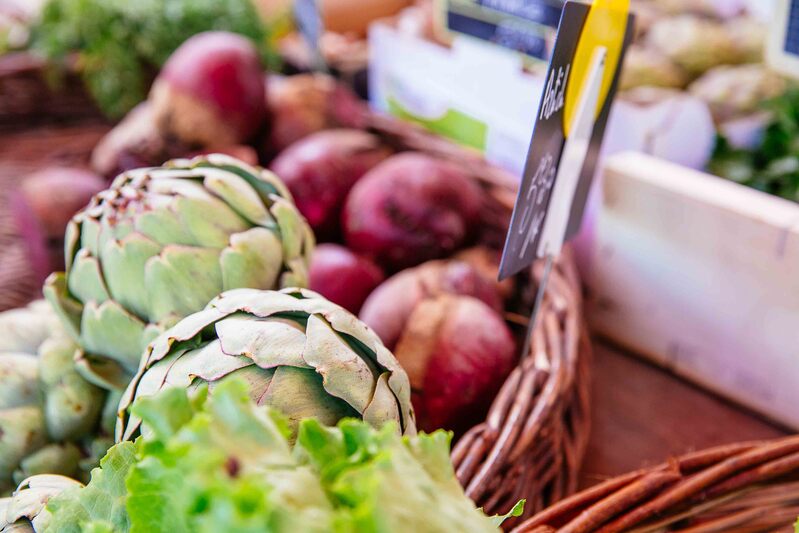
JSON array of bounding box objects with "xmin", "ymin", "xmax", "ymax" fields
[{"xmin": 34, "ymin": 31, "xmax": 519, "ymax": 436}]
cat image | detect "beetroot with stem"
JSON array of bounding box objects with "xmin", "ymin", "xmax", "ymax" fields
[
  {"xmin": 150, "ymin": 31, "xmax": 266, "ymax": 147},
  {"xmin": 343, "ymin": 152, "xmax": 483, "ymax": 270},
  {"xmin": 394, "ymin": 295, "xmax": 516, "ymax": 434},
  {"xmin": 271, "ymin": 129, "xmax": 392, "ymax": 240},
  {"xmin": 309, "ymin": 244, "xmax": 384, "ymax": 314},
  {"xmin": 359, "ymin": 259, "xmax": 502, "ymax": 351}
]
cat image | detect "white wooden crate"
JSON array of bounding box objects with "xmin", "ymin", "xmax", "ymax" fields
[{"xmin": 582, "ymin": 151, "xmax": 799, "ymax": 427}]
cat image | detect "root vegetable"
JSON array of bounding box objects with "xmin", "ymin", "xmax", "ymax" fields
[
  {"xmin": 359, "ymin": 259, "xmax": 502, "ymax": 350},
  {"xmin": 271, "ymin": 129, "xmax": 391, "ymax": 239},
  {"xmin": 18, "ymin": 168, "xmax": 106, "ymax": 239},
  {"xmin": 343, "ymin": 153, "xmax": 482, "ymax": 270},
  {"xmin": 265, "ymin": 73, "xmax": 367, "ymax": 158},
  {"xmin": 309, "ymin": 244, "xmax": 384, "ymax": 314},
  {"xmin": 150, "ymin": 31, "xmax": 266, "ymax": 147},
  {"xmin": 394, "ymin": 295, "xmax": 516, "ymax": 433}
]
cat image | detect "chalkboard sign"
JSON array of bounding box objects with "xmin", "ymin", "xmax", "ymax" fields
[{"xmin": 498, "ymin": 0, "xmax": 633, "ymax": 279}]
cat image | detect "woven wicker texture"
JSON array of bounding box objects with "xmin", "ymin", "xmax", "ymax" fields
[
  {"xmin": 369, "ymin": 115, "xmax": 592, "ymax": 523},
  {"xmin": 515, "ymin": 435, "xmax": 799, "ymax": 532}
]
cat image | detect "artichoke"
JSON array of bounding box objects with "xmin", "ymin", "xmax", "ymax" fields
[
  {"xmin": 44, "ymin": 154, "xmax": 315, "ymax": 391},
  {"xmin": 117, "ymin": 288, "xmax": 415, "ymax": 441},
  {"xmin": 0, "ymin": 324, "xmax": 114, "ymax": 494},
  {"xmin": 0, "ymin": 475, "xmax": 82, "ymax": 533}
]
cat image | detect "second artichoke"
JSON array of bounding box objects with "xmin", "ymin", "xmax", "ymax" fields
[{"xmin": 117, "ymin": 287, "xmax": 415, "ymax": 441}]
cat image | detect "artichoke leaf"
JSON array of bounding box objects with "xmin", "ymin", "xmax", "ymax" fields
[
  {"xmin": 221, "ymin": 228, "xmax": 283, "ymax": 291},
  {"xmin": 0, "ymin": 407, "xmax": 47, "ymax": 483},
  {"xmin": 303, "ymin": 314, "xmax": 377, "ymax": 414},
  {"xmin": 144, "ymin": 245, "xmax": 223, "ymax": 323},
  {"xmin": 0, "ymin": 355, "xmax": 39, "ymax": 408},
  {"xmin": 67, "ymin": 251, "xmax": 110, "ymax": 307},
  {"xmin": 260, "ymin": 366, "xmax": 358, "ymax": 432},
  {"xmin": 362, "ymin": 373, "xmax": 403, "ymax": 433},
  {"xmin": 202, "ymin": 167, "xmax": 275, "ymax": 227},
  {"xmin": 215, "ymin": 315, "xmax": 308, "ymax": 369},
  {"xmin": 271, "ymin": 196, "xmax": 305, "ymax": 262},
  {"xmin": 99, "ymin": 233, "xmax": 161, "ymax": 321},
  {"xmin": 80, "ymin": 300, "xmax": 148, "ymax": 374},
  {"xmin": 43, "ymin": 274, "xmax": 82, "ymax": 343}
]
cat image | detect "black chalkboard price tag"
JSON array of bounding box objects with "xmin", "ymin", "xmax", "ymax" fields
[
  {"xmin": 498, "ymin": 0, "xmax": 633, "ymax": 354},
  {"xmin": 499, "ymin": 0, "xmax": 633, "ymax": 280}
]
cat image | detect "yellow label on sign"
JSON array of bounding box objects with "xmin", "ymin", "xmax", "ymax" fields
[{"xmin": 563, "ymin": 0, "xmax": 629, "ymax": 137}]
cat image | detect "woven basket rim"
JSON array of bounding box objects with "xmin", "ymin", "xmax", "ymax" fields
[{"xmin": 515, "ymin": 435, "xmax": 799, "ymax": 532}]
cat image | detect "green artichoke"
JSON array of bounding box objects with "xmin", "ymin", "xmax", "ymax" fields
[
  {"xmin": 44, "ymin": 154, "xmax": 315, "ymax": 391},
  {"xmin": 117, "ymin": 288, "xmax": 415, "ymax": 441},
  {"xmin": 0, "ymin": 475, "xmax": 83, "ymax": 533},
  {"xmin": 0, "ymin": 303, "xmax": 115, "ymax": 494}
]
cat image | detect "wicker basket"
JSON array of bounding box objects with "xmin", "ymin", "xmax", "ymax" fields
[
  {"xmin": 368, "ymin": 115, "xmax": 592, "ymax": 523},
  {"xmin": 515, "ymin": 435, "xmax": 799, "ymax": 532}
]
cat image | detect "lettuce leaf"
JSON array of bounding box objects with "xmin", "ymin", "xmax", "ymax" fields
[{"xmin": 43, "ymin": 379, "xmax": 510, "ymax": 533}]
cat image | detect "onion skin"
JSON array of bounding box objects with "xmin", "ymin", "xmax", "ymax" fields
[
  {"xmin": 394, "ymin": 295, "xmax": 516, "ymax": 434},
  {"xmin": 19, "ymin": 168, "xmax": 106, "ymax": 239},
  {"xmin": 343, "ymin": 153, "xmax": 483, "ymax": 270},
  {"xmin": 264, "ymin": 73, "xmax": 368, "ymax": 159},
  {"xmin": 271, "ymin": 129, "xmax": 391, "ymax": 240},
  {"xmin": 150, "ymin": 31, "xmax": 266, "ymax": 147},
  {"xmin": 309, "ymin": 244, "xmax": 384, "ymax": 314},
  {"xmin": 359, "ymin": 259, "xmax": 502, "ymax": 351}
]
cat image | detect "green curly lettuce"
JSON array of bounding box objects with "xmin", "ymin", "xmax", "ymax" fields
[
  {"xmin": 30, "ymin": 0, "xmax": 277, "ymax": 118},
  {"xmin": 42, "ymin": 380, "xmax": 519, "ymax": 532}
]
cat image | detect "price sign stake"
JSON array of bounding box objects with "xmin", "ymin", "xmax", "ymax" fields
[
  {"xmin": 294, "ymin": 0, "xmax": 328, "ymax": 72},
  {"xmin": 499, "ymin": 0, "xmax": 633, "ymax": 357}
]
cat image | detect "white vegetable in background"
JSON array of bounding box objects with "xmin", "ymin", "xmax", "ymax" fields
[
  {"xmin": 655, "ymin": 0, "xmax": 747, "ymax": 19},
  {"xmin": 646, "ymin": 15, "xmax": 741, "ymax": 76},
  {"xmin": 689, "ymin": 64, "xmax": 786, "ymax": 123},
  {"xmin": 604, "ymin": 88, "xmax": 716, "ymax": 171},
  {"xmin": 620, "ymin": 45, "xmax": 688, "ymax": 91}
]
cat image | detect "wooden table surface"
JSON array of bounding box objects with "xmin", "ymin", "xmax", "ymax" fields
[{"xmin": 1, "ymin": 122, "xmax": 791, "ymax": 486}]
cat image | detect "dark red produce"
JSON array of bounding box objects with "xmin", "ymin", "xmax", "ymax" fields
[
  {"xmin": 271, "ymin": 129, "xmax": 391, "ymax": 240},
  {"xmin": 18, "ymin": 168, "xmax": 106, "ymax": 239},
  {"xmin": 264, "ymin": 73, "xmax": 368, "ymax": 158},
  {"xmin": 359, "ymin": 259, "xmax": 502, "ymax": 350},
  {"xmin": 309, "ymin": 244, "xmax": 384, "ymax": 314},
  {"xmin": 394, "ymin": 295, "xmax": 516, "ymax": 433},
  {"xmin": 343, "ymin": 152, "xmax": 483, "ymax": 270},
  {"xmin": 150, "ymin": 31, "xmax": 266, "ymax": 147}
]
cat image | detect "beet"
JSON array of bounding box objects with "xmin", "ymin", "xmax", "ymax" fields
[
  {"xmin": 271, "ymin": 129, "xmax": 391, "ymax": 240},
  {"xmin": 264, "ymin": 74, "xmax": 367, "ymax": 159},
  {"xmin": 150, "ymin": 31, "xmax": 266, "ymax": 147},
  {"xmin": 19, "ymin": 168, "xmax": 106, "ymax": 239},
  {"xmin": 309, "ymin": 244, "xmax": 384, "ymax": 314},
  {"xmin": 359, "ymin": 259, "xmax": 502, "ymax": 351},
  {"xmin": 394, "ymin": 295, "xmax": 516, "ymax": 434},
  {"xmin": 342, "ymin": 152, "xmax": 483, "ymax": 270}
]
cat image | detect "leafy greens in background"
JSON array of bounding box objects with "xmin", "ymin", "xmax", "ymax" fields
[
  {"xmin": 709, "ymin": 89, "xmax": 799, "ymax": 202},
  {"xmin": 42, "ymin": 380, "xmax": 522, "ymax": 532},
  {"xmin": 30, "ymin": 0, "xmax": 276, "ymax": 118}
]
